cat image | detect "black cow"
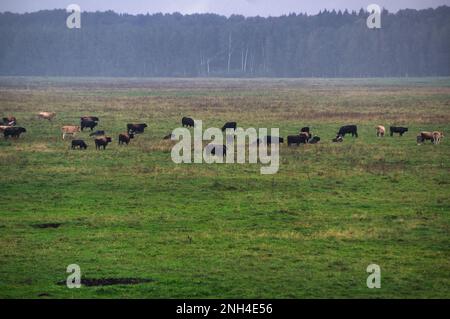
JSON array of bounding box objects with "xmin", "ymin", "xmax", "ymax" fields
[
  {"xmin": 95, "ymin": 137, "xmax": 112, "ymax": 150},
  {"xmin": 337, "ymin": 125, "xmax": 358, "ymax": 138},
  {"xmin": 287, "ymin": 134, "xmax": 308, "ymax": 146},
  {"xmin": 4, "ymin": 127, "xmax": 26, "ymax": 139},
  {"xmin": 208, "ymin": 144, "xmax": 227, "ymax": 156},
  {"xmin": 127, "ymin": 123, "xmax": 148, "ymax": 134},
  {"xmin": 182, "ymin": 117, "xmax": 195, "ymax": 128},
  {"xmin": 71, "ymin": 140, "xmax": 88, "ymax": 150},
  {"xmin": 390, "ymin": 126, "xmax": 408, "ymax": 137},
  {"xmin": 89, "ymin": 130, "xmax": 105, "ymax": 137},
  {"xmin": 222, "ymin": 122, "xmax": 237, "ymax": 132},
  {"xmin": 81, "ymin": 116, "xmax": 99, "ymax": 122},
  {"xmin": 118, "ymin": 133, "xmax": 134, "ymax": 145},
  {"xmin": 258, "ymin": 136, "xmax": 284, "ymax": 145},
  {"xmin": 309, "ymin": 136, "xmax": 321, "ymax": 144},
  {"xmin": 81, "ymin": 120, "xmax": 98, "ymax": 131}
]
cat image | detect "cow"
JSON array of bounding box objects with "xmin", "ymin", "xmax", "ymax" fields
[
  {"xmin": 332, "ymin": 135, "xmax": 344, "ymax": 143},
  {"xmin": 81, "ymin": 119, "xmax": 98, "ymax": 131},
  {"xmin": 81, "ymin": 116, "xmax": 99, "ymax": 122},
  {"xmin": 182, "ymin": 117, "xmax": 195, "ymax": 128},
  {"xmin": 376, "ymin": 125, "xmax": 386, "ymax": 137},
  {"xmin": 37, "ymin": 112, "xmax": 56, "ymax": 121},
  {"xmin": 222, "ymin": 122, "xmax": 237, "ymax": 132},
  {"xmin": 118, "ymin": 133, "xmax": 134, "ymax": 145},
  {"xmin": 432, "ymin": 131, "xmax": 444, "ymax": 145},
  {"xmin": 4, "ymin": 127, "xmax": 26, "ymax": 139},
  {"xmin": 89, "ymin": 130, "xmax": 105, "ymax": 137},
  {"xmin": 61, "ymin": 126, "xmax": 81, "ymax": 139},
  {"xmin": 95, "ymin": 136, "xmax": 112, "ymax": 150},
  {"xmin": 337, "ymin": 125, "xmax": 358, "ymax": 138},
  {"xmin": 418, "ymin": 131, "xmax": 434, "ymax": 144},
  {"xmin": 288, "ymin": 134, "xmax": 308, "ymax": 146},
  {"xmin": 71, "ymin": 140, "xmax": 88, "ymax": 150},
  {"xmin": 390, "ymin": 126, "xmax": 408, "ymax": 137},
  {"xmin": 257, "ymin": 136, "xmax": 284, "ymax": 145},
  {"xmin": 127, "ymin": 123, "xmax": 148, "ymax": 134},
  {"xmin": 309, "ymin": 136, "xmax": 321, "ymax": 144},
  {"xmin": 2, "ymin": 116, "xmax": 16, "ymax": 126},
  {"xmin": 207, "ymin": 144, "xmax": 227, "ymax": 157}
]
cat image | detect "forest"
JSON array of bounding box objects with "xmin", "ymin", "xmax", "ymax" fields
[{"xmin": 0, "ymin": 6, "xmax": 449, "ymax": 77}]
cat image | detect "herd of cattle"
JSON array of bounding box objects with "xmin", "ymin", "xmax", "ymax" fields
[{"xmin": 0, "ymin": 114, "xmax": 445, "ymax": 151}]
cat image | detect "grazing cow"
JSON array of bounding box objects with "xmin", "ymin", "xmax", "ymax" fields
[
  {"xmin": 71, "ymin": 140, "xmax": 88, "ymax": 150},
  {"xmin": 207, "ymin": 144, "xmax": 227, "ymax": 156},
  {"xmin": 38, "ymin": 112, "xmax": 56, "ymax": 121},
  {"xmin": 4, "ymin": 127, "xmax": 26, "ymax": 139},
  {"xmin": 288, "ymin": 134, "xmax": 308, "ymax": 146},
  {"xmin": 432, "ymin": 131, "xmax": 444, "ymax": 145},
  {"xmin": 95, "ymin": 137, "xmax": 112, "ymax": 150},
  {"xmin": 309, "ymin": 136, "xmax": 321, "ymax": 144},
  {"xmin": 127, "ymin": 123, "xmax": 148, "ymax": 134},
  {"xmin": 89, "ymin": 130, "xmax": 105, "ymax": 137},
  {"xmin": 80, "ymin": 119, "xmax": 98, "ymax": 131},
  {"xmin": 2, "ymin": 117, "xmax": 16, "ymax": 126},
  {"xmin": 182, "ymin": 117, "xmax": 195, "ymax": 128},
  {"xmin": 390, "ymin": 126, "xmax": 408, "ymax": 137},
  {"xmin": 61, "ymin": 126, "xmax": 81, "ymax": 139},
  {"xmin": 81, "ymin": 116, "xmax": 99, "ymax": 122},
  {"xmin": 376, "ymin": 125, "xmax": 386, "ymax": 137},
  {"xmin": 118, "ymin": 133, "xmax": 134, "ymax": 145},
  {"xmin": 337, "ymin": 125, "xmax": 358, "ymax": 138},
  {"xmin": 222, "ymin": 122, "xmax": 237, "ymax": 132},
  {"xmin": 332, "ymin": 135, "xmax": 344, "ymax": 143},
  {"xmin": 420, "ymin": 131, "xmax": 434, "ymax": 143}
]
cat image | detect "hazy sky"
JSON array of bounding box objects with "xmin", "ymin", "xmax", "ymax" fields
[{"xmin": 1, "ymin": 0, "xmax": 450, "ymax": 16}]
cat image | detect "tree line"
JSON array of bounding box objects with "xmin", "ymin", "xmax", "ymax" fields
[{"xmin": 0, "ymin": 6, "xmax": 449, "ymax": 77}]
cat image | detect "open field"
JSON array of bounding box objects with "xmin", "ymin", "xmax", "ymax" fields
[{"xmin": 0, "ymin": 77, "xmax": 449, "ymax": 298}]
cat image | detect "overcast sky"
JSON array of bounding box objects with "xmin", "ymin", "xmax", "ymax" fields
[{"xmin": 1, "ymin": 0, "xmax": 450, "ymax": 16}]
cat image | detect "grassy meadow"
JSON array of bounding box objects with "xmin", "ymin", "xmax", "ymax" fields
[{"xmin": 0, "ymin": 77, "xmax": 449, "ymax": 298}]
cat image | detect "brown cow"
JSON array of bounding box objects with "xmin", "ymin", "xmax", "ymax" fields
[
  {"xmin": 118, "ymin": 133, "xmax": 134, "ymax": 145},
  {"xmin": 38, "ymin": 112, "xmax": 56, "ymax": 121},
  {"xmin": 61, "ymin": 126, "xmax": 81, "ymax": 139},
  {"xmin": 95, "ymin": 136, "xmax": 112, "ymax": 150},
  {"xmin": 432, "ymin": 131, "xmax": 444, "ymax": 145},
  {"xmin": 418, "ymin": 131, "xmax": 434, "ymax": 144},
  {"xmin": 376, "ymin": 125, "xmax": 386, "ymax": 137}
]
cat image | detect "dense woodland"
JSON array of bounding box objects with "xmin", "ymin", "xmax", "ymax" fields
[{"xmin": 0, "ymin": 6, "xmax": 449, "ymax": 77}]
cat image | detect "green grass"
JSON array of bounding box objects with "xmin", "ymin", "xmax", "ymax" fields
[{"xmin": 0, "ymin": 77, "xmax": 449, "ymax": 299}]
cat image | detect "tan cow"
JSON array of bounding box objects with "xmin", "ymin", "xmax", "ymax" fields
[
  {"xmin": 432, "ymin": 131, "xmax": 444, "ymax": 145},
  {"xmin": 38, "ymin": 112, "xmax": 56, "ymax": 121},
  {"xmin": 61, "ymin": 126, "xmax": 80, "ymax": 140},
  {"xmin": 376, "ymin": 125, "xmax": 386, "ymax": 137}
]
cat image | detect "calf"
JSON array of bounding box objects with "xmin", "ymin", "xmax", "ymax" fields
[
  {"xmin": 376, "ymin": 125, "xmax": 386, "ymax": 137},
  {"xmin": 71, "ymin": 140, "xmax": 88, "ymax": 150},
  {"xmin": 287, "ymin": 134, "xmax": 308, "ymax": 146},
  {"xmin": 61, "ymin": 126, "xmax": 81, "ymax": 139},
  {"xmin": 222, "ymin": 122, "xmax": 237, "ymax": 132},
  {"xmin": 127, "ymin": 123, "xmax": 148, "ymax": 134},
  {"xmin": 4, "ymin": 127, "xmax": 26, "ymax": 139},
  {"xmin": 390, "ymin": 126, "xmax": 408, "ymax": 137},
  {"xmin": 95, "ymin": 137, "xmax": 112, "ymax": 150},
  {"xmin": 118, "ymin": 133, "xmax": 134, "ymax": 145},
  {"xmin": 182, "ymin": 117, "xmax": 195, "ymax": 128},
  {"xmin": 81, "ymin": 119, "xmax": 98, "ymax": 131},
  {"xmin": 89, "ymin": 130, "xmax": 105, "ymax": 137},
  {"xmin": 338, "ymin": 125, "xmax": 358, "ymax": 138},
  {"xmin": 38, "ymin": 112, "xmax": 56, "ymax": 121}
]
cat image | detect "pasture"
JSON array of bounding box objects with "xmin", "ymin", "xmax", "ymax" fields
[{"xmin": 0, "ymin": 77, "xmax": 449, "ymax": 298}]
